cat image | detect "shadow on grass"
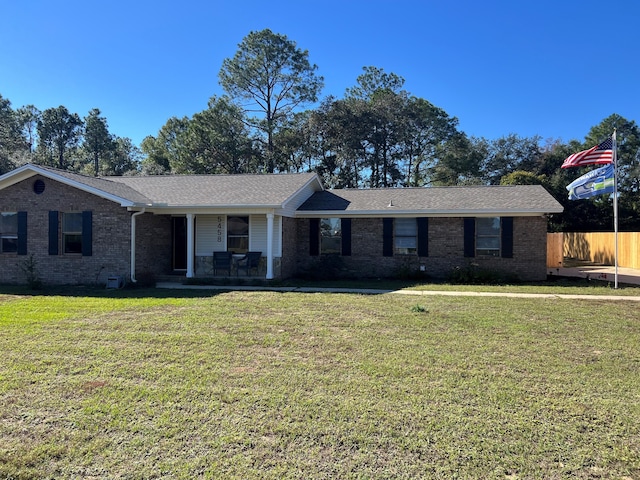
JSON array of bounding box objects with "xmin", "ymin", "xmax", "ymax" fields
[
  {"xmin": 0, "ymin": 281, "xmax": 400, "ymax": 299},
  {"xmin": 0, "ymin": 284, "xmax": 229, "ymax": 299},
  {"xmin": 1, "ymin": 274, "xmax": 637, "ymax": 299}
]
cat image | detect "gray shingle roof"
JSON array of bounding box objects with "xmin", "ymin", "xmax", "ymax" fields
[
  {"xmin": 108, "ymin": 173, "xmax": 319, "ymax": 206},
  {"xmin": 298, "ymin": 185, "xmax": 563, "ymax": 215},
  {"xmin": 4, "ymin": 165, "xmax": 563, "ymax": 215},
  {"xmin": 34, "ymin": 166, "xmax": 152, "ymax": 204},
  {"xmin": 14, "ymin": 165, "xmax": 319, "ymax": 207}
]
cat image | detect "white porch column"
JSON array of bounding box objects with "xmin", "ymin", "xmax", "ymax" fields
[
  {"xmin": 186, "ymin": 213, "xmax": 194, "ymax": 278},
  {"xmin": 130, "ymin": 209, "xmax": 145, "ymax": 283},
  {"xmin": 266, "ymin": 213, "xmax": 274, "ymax": 279}
]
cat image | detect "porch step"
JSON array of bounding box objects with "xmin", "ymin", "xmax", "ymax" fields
[
  {"xmin": 156, "ymin": 274, "xmax": 187, "ymax": 282},
  {"xmin": 155, "ymin": 273, "xmax": 265, "ymax": 283}
]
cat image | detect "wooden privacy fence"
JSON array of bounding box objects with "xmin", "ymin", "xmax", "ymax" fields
[
  {"xmin": 547, "ymin": 233, "xmax": 564, "ymax": 268},
  {"xmin": 547, "ymin": 232, "xmax": 640, "ymax": 269}
]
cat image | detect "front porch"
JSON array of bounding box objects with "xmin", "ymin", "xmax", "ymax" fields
[
  {"xmin": 193, "ymin": 253, "xmax": 275, "ymax": 279},
  {"xmin": 138, "ymin": 212, "xmax": 283, "ymax": 281}
]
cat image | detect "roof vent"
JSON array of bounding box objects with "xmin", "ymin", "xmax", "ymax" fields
[
  {"xmin": 33, "ymin": 179, "xmax": 45, "ymax": 194},
  {"xmin": 388, "ymin": 200, "xmax": 394, "ymax": 207}
]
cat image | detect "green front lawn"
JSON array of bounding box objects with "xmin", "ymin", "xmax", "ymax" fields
[
  {"xmin": 1, "ymin": 288, "xmax": 639, "ymax": 479},
  {"xmin": 273, "ymin": 276, "xmax": 640, "ymax": 296}
]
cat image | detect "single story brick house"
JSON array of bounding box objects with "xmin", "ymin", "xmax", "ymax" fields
[{"xmin": 0, "ymin": 164, "xmax": 563, "ymax": 285}]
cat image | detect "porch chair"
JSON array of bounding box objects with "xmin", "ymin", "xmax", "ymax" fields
[
  {"xmin": 236, "ymin": 251, "xmax": 262, "ymax": 276},
  {"xmin": 213, "ymin": 251, "xmax": 232, "ymax": 276}
]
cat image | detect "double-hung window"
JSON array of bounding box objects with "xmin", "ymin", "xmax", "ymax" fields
[
  {"xmin": 0, "ymin": 212, "xmax": 18, "ymax": 253},
  {"xmin": 475, "ymin": 217, "xmax": 501, "ymax": 257},
  {"xmin": 320, "ymin": 218, "xmax": 341, "ymax": 255},
  {"xmin": 227, "ymin": 216, "xmax": 249, "ymax": 253},
  {"xmin": 63, "ymin": 212, "xmax": 83, "ymax": 254},
  {"xmin": 49, "ymin": 210, "xmax": 92, "ymax": 256},
  {"xmin": 394, "ymin": 218, "xmax": 417, "ymax": 255}
]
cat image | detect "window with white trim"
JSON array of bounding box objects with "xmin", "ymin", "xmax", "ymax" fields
[
  {"xmin": 227, "ymin": 216, "xmax": 249, "ymax": 253},
  {"xmin": 0, "ymin": 212, "xmax": 18, "ymax": 253},
  {"xmin": 476, "ymin": 217, "xmax": 501, "ymax": 257},
  {"xmin": 394, "ymin": 218, "xmax": 417, "ymax": 255},
  {"xmin": 320, "ymin": 218, "xmax": 341, "ymax": 255},
  {"xmin": 63, "ymin": 212, "xmax": 83, "ymax": 254}
]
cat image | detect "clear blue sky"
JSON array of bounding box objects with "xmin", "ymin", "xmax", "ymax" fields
[{"xmin": 2, "ymin": 0, "xmax": 638, "ymax": 148}]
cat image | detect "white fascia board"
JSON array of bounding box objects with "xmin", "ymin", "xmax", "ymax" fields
[
  {"xmin": 0, "ymin": 164, "xmax": 137, "ymax": 207},
  {"xmin": 280, "ymin": 175, "xmax": 324, "ymax": 213},
  {"xmin": 295, "ymin": 209, "xmax": 559, "ymax": 218},
  {"xmin": 136, "ymin": 205, "xmax": 280, "ymax": 215},
  {"xmin": 0, "ymin": 164, "xmax": 36, "ymax": 184}
]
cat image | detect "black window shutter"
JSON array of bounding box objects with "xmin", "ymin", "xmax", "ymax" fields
[
  {"xmin": 48, "ymin": 211, "xmax": 59, "ymax": 255},
  {"xmin": 82, "ymin": 211, "xmax": 93, "ymax": 256},
  {"xmin": 501, "ymin": 217, "xmax": 513, "ymax": 258},
  {"xmin": 463, "ymin": 218, "xmax": 475, "ymax": 257},
  {"xmin": 383, "ymin": 218, "xmax": 393, "ymax": 257},
  {"xmin": 417, "ymin": 218, "xmax": 428, "ymax": 257},
  {"xmin": 341, "ymin": 218, "xmax": 351, "ymax": 256},
  {"xmin": 309, "ymin": 218, "xmax": 319, "ymax": 256},
  {"xmin": 17, "ymin": 211, "xmax": 27, "ymax": 255}
]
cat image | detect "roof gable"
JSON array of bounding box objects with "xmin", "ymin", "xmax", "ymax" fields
[
  {"xmin": 0, "ymin": 164, "xmax": 323, "ymax": 211},
  {"xmin": 0, "ymin": 164, "xmax": 149, "ymax": 206}
]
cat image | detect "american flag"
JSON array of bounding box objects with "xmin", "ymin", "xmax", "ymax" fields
[{"xmin": 561, "ymin": 136, "xmax": 614, "ymax": 168}]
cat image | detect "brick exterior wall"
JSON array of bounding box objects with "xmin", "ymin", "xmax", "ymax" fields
[
  {"xmin": 293, "ymin": 216, "xmax": 549, "ymax": 282},
  {"xmin": 280, "ymin": 216, "xmax": 298, "ymax": 279},
  {"xmin": 134, "ymin": 213, "xmax": 172, "ymax": 280},
  {"xmin": 0, "ymin": 174, "xmax": 549, "ymax": 285},
  {"xmin": 0, "ymin": 175, "xmax": 172, "ymax": 286}
]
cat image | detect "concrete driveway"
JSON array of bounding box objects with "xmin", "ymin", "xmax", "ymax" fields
[{"xmin": 549, "ymin": 264, "xmax": 640, "ymax": 286}]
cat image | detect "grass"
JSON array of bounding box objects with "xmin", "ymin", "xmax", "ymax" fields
[
  {"xmin": 274, "ymin": 276, "xmax": 640, "ymax": 296},
  {"xmin": 1, "ymin": 286, "xmax": 639, "ymax": 479},
  {"xmin": 407, "ymin": 279, "xmax": 640, "ymax": 295}
]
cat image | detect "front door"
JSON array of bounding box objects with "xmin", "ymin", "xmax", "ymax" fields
[{"xmin": 172, "ymin": 217, "xmax": 187, "ymax": 271}]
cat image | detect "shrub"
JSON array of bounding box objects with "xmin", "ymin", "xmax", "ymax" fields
[
  {"xmin": 447, "ymin": 263, "xmax": 517, "ymax": 285},
  {"xmin": 298, "ymin": 255, "xmax": 348, "ymax": 281},
  {"xmin": 393, "ymin": 264, "xmax": 430, "ymax": 281},
  {"xmin": 20, "ymin": 254, "xmax": 43, "ymax": 290}
]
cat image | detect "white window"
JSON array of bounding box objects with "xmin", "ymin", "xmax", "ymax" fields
[
  {"xmin": 0, "ymin": 212, "xmax": 17, "ymax": 253},
  {"xmin": 395, "ymin": 218, "xmax": 417, "ymax": 255},
  {"xmin": 320, "ymin": 218, "xmax": 341, "ymax": 255},
  {"xmin": 476, "ymin": 217, "xmax": 501, "ymax": 257},
  {"xmin": 227, "ymin": 216, "xmax": 249, "ymax": 253},
  {"xmin": 63, "ymin": 212, "xmax": 83, "ymax": 254}
]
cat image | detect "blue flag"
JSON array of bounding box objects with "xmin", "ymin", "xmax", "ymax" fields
[{"xmin": 566, "ymin": 164, "xmax": 615, "ymax": 200}]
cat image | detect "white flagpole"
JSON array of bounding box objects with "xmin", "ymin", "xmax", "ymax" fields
[{"xmin": 613, "ymin": 129, "xmax": 619, "ymax": 289}]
